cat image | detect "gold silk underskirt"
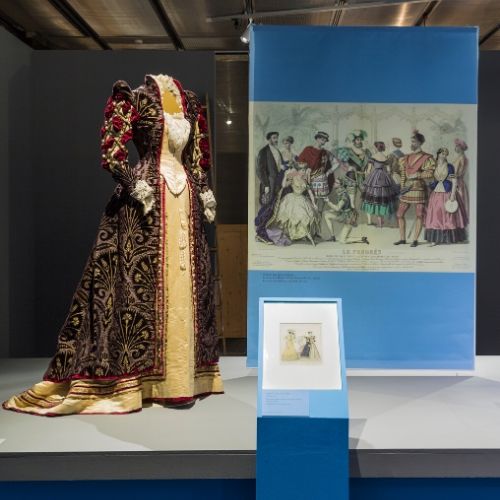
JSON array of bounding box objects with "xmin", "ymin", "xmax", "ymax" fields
[{"xmin": 3, "ymin": 177, "xmax": 223, "ymax": 416}]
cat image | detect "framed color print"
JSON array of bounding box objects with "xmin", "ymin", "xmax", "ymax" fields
[{"xmin": 262, "ymin": 300, "xmax": 342, "ymax": 391}]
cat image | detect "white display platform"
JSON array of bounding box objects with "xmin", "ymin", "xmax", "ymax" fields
[{"xmin": 2, "ymin": 356, "xmax": 500, "ymax": 480}]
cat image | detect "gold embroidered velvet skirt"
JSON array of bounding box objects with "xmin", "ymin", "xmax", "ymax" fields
[{"xmin": 3, "ymin": 180, "xmax": 223, "ymax": 416}]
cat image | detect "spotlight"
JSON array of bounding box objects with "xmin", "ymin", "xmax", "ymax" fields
[
  {"xmin": 226, "ymin": 118, "xmax": 233, "ymax": 125},
  {"xmin": 240, "ymin": 19, "xmax": 253, "ymax": 44}
]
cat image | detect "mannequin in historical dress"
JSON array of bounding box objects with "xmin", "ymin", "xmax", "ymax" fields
[{"xmin": 3, "ymin": 74, "xmax": 222, "ymax": 416}]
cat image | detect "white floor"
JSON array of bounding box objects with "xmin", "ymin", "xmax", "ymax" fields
[{"xmin": 1, "ymin": 356, "xmax": 500, "ymax": 453}]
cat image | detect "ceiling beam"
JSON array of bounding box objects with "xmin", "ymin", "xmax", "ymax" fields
[
  {"xmin": 0, "ymin": 7, "xmax": 53, "ymax": 49},
  {"xmin": 207, "ymin": 0, "xmax": 445, "ymax": 22},
  {"xmin": 480, "ymin": 23, "xmax": 500, "ymax": 46},
  {"xmin": 414, "ymin": 1, "xmax": 440, "ymax": 27},
  {"xmin": 48, "ymin": 0, "xmax": 110, "ymax": 50},
  {"xmin": 149, "ymin": 0, "xmax": 184, "ymax": 51},
  {"xmin": 329, "ymin": 0, "xmax": 347, "ymax": 26}
]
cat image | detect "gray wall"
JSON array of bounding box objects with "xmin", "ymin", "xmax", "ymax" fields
[
  {"xmin": 11, "ymin": 49, "xmax": 214, "ymax": 357},
  {"xmin": 0, "ymin": 28, "xmax": 32, "ymax": 358},
  {"xmin": 476, "ymin": 51, "xmax": 500, "ymax": 354}
]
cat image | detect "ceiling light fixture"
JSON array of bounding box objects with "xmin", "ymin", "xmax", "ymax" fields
[
  {"xmin": 226, "ymin": 118, "xmax": 233, "ymax": 125},
  {"xmin": 240, "ymin": 18, "xmax": 253, "ymax": 44}
]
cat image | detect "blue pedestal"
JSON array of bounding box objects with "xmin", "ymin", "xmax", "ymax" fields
[
  {"xmin": 256, "ymin": 298, "xmax": 349, "ymax": 500},
  {"xmin": 257, "ymin": 417, "xmax": 349, "ymax": 499}
]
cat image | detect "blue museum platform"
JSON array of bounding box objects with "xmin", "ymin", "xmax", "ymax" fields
[{"xmin": 2, "ymin": 357, "xmax": 500, "ymax": 498}]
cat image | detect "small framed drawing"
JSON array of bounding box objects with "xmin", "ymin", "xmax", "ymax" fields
[
  {"xmin": 261, "ymin": 299, "xmax": 343, "ymax": 391},
  {"xmin": 280, "ymin": 323, "xmax": 322, "ymax": 364}
]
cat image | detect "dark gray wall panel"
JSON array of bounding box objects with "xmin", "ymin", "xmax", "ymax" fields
[
  {"xmin": 0, "ymin": 28, "xmax": 33, "ymax": 357},
  {"xmin": 476, "ymin": 51, "xmax": 500, "ymax": 354}
]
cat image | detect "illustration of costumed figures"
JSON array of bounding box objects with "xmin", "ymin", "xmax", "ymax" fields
[
  {"xmin": 337, "ymin": 130, "xmax": 372, "ymax": 213},
  {"xmin": 300, "ymin": 331, "xmax": 321, "ymax": 361},
  {"xmin": 282, "ymin": 329, "xmax": 300, "ymax": 361},
  {"xmin": 323, "ymin": 171, "xmax": 369, "ymax": 244},
  {"xmin": 297, "ymin": 131, "xmax": 336, "ymax": 214},
  {"xmin": 361, "ymin": 141, "xmax": 400, "ymax": 228},
  {"xmin": 265, "ymin": 162, "xmax": 320, "ymax": 246},
  {"xmin": 424, "ymin": 147, "xmax": 467, "ymax": 245}
]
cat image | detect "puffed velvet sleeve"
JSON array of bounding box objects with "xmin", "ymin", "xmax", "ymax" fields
[
  {"xmin": 100, "ymin": 80, "xmax": 139, "ymax": 191},
  {"xmin": 100, "ymin": 81, "xmax": 154, "ymax": 214}
]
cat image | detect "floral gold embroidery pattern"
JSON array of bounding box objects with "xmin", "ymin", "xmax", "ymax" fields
[{"xmin": 101, "ymin": 95, "xmax": 140, "ymax": 174}]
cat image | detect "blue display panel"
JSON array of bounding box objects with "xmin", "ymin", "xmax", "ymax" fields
[
  {"xmin": 248, "ymin": 271, "xmax": 475, "ymax": 369},
  {"xmin": 247, "ymin": 25, "xmax": 477, "ymax": 369},
  {"xmin": 250, "ymin": 26, "xmax": 478, "ymax": 104}
]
